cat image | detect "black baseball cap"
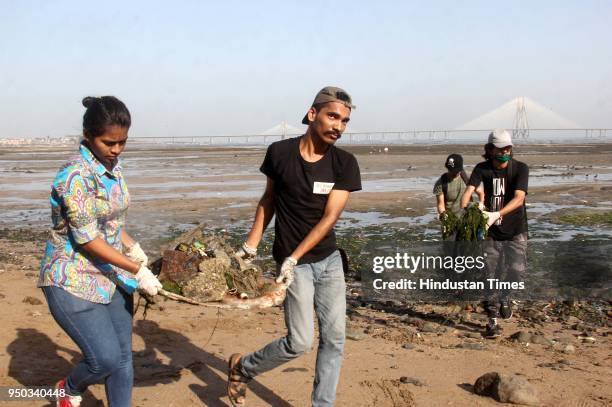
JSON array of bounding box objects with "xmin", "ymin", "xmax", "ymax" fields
[
  {"xmin": 445, "ymin": 154, "xmax": 463, "ymax": 171},
  {"xmin": 302, "ymin": 86, "xmax": 355, "ymax": 125}
]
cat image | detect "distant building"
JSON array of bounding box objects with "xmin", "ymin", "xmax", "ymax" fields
[{"xmin": 0, "ymin": 135, "xmax": 80, "ymax": 147}]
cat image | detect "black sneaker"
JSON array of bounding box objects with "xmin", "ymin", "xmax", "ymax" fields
[
  {"xmin": 500, "ymin": 300, "xmax": 513, "ymax": 320},
  {"xmin": 484, "ymin": 323, "xmax": 502, "ymax": 339}
]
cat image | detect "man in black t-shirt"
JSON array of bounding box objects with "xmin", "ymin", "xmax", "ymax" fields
[
  {"xmin": 461, "ymin": 130, "xmax": 529, "ymax": 338},
  {"xmin": 228, "ymin": 87, "xmax": 361, "ymax": 407}
]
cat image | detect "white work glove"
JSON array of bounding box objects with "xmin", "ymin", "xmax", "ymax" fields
[
  {"xmin": 276, "ymin": 257, "xmax": 297, "ymax": 286},
  {"xmin": 126, "ymin": 242, "xmax": 149, "ymax": 265},
  {"xmin": 135, "ymin": 265, "xmax": 162, "ymax": 296},
  {"xmin": 483, "ymin": 211, "xmax": 501, "ymax": 229},
  {"xmin": 477, "ymin": 202, "xmax": 486, "ymax": 211},
  {"xmin": 235, "ymin": 242, "xmax": 257, "ymax": 262}
]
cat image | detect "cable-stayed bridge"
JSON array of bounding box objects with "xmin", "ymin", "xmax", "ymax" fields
[
  {"xmin": 3, "ymin": 98, "xmax": 608, "ymax": 147},
  {"xmin": 130, "ymin": 128, "xmax": 610, "ymax": 146},
  {"xmin": 129, "ymin": 97, "xmax": 609, "ymax": 145}
]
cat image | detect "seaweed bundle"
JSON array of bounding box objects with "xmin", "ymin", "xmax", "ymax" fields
[{"xmin": 457, "ymin": 205, "xmax": 488, "ymax": 241}]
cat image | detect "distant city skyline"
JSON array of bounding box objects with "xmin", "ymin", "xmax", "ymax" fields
[{"xmin": 1, "ymin": 1, "xmax": 611, "ymax": 138}]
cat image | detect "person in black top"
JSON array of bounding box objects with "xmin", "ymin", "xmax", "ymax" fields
[
  {"xmin": 228, "ymin": 87, "xmax": 361, "ymax": 407},
  {"xmin": 433, "ymin": 153, "xmax": 484, "ymax": 240},
  {"xmin": 460, "ymin": 129, "xmax": 529, "ymax": 338}
]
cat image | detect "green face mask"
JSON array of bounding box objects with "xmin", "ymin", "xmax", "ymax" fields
[{"xmin": 494, "ymin": 154, "xmax": 511, "ymax": 163}]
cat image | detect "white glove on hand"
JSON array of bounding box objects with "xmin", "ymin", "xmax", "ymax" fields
[
  {"xmin": 276, "ymin": 257, "xmax": 297, "ymax": 286},
  {"xmin": 135, "ymin": 265, "xmax": 162, "ymax": 296},
  {"xmin": 483, "ymin": 211, "xmax": 501, "ymax": 228},
  {"xmin": 126, "ymin": 242, "xmax": 149, "ymax": 265},
  {"xmin": 478, "ymin": 202, "xmax": 486, "ymax": 211},
  {"xmin": 235, "ymin": 242, "xmax": 257, "ymax": 262}
]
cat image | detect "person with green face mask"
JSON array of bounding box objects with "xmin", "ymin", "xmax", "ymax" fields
[{"xmin": 460, "ymin": 130, "xmax": 529, "ymax": 338}]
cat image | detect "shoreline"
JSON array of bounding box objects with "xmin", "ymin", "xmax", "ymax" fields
[{"xmin": 0, "ymin": 143, "xmax": 611, "ymax": 406}]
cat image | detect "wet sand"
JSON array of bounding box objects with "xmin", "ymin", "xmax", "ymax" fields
[{"xmin": 0, "ymin": 143, "xmax": 611, "ymax": 406}]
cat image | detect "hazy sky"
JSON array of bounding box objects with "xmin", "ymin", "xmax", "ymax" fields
[{"xmin": 1, "ymin": 0, "xmax": 611, "ymax": 138}]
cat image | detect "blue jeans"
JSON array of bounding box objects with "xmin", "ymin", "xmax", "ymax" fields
[
  {"xmin": 240, "ymin": 250, "xmax": 346, "ymax": 407},
  {"xmin": 42, "ymin": 285, "xmax": 134, "ymax": 407}
]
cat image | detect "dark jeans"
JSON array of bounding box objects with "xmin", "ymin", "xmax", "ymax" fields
[
  {"xmin": 42, "ymin": 286, "xmax": 134, "ymax": 407},
  {"xmin": 483, "ymin": 232, "xmax": 528, "ymax": 318}
]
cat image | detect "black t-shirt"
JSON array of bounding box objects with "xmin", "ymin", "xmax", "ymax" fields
[
  {"xmin": 468, "ymin": 159, "xmax": 529, "ymax": 240},
  {"xmin": 260, "ymin": 137, "xmax": 361, "ymax": 264}
]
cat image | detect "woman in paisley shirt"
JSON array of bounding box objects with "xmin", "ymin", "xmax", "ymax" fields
[{"xmin": 38, "ymin": 96, "xmax": 162, "ymax": 407}]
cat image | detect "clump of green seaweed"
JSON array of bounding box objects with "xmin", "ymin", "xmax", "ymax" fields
[
  {"xmin": 161, "ymin": 280, "xmax": 182, "ymax": 295},
  {"xmin": 439, "ymin": 211, "xmax": 459, "ymax": 239},
  {"xmin": 457, "ymin": 206, "xmax": 488, "ymax": 241},
  {"xmin": 558, "ymin": 211, "xmax": 612, "ymax": 226}
]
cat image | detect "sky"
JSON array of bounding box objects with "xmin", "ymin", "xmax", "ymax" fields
[{"xmin": 1, "ymin": 0, "xmax": 611, "ymax": 138}]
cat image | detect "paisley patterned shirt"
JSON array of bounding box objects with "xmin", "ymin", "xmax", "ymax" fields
[{"xmin": 38, "ymin": 143, "xmax": 138, "ymax": 303}]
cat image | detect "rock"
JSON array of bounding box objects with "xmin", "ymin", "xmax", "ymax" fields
[
  {"xmin": 521, "ymin": 308, "xmax": 547, "ymax": 323},
  {"xmin": 399, "ymin": 376, "xmax": 425, "ymax": 386},
  {"xmin": 530, "ymin": 334, "xmax": 553, "ymax": 346},
  {"xmin": 562, "ymin": 344, "xmax": 576, "ymax": 354},
  {"xmin": 420, "ymin": 322, "xmax": 438, "ymax": 333},
  {"xmin": 24, "ymin": 272, "xmax": 36, "ymax": 277},
  {"xmin": 578, "ymin": 336, "xmax": 596, "ymax": 344},
  {"xmin": 474, "ymin": 372, "xmax": 539, "ymax": 406},
  {"xmin": 22, "ymin": 296, "xmax": 42, "ymax": 305},
  {"xmin": 474, "ymin": 372, "xmax": 498, "ymax": 395},
  {"xmin": 509, "ymin": 331, "xmax": 532, "ymax": 343},
  {"xmin": 402, "ymin": 343, "xmax": 415, "ymax": 350},
  {"xmin": 346, "ymin": 328, "xmax": 365, "ymax": 341}
]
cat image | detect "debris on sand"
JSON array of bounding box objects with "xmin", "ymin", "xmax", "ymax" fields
[
  {"xmin": 22, "ymin": 296, "xmax": 42, "ymax": 305},
  {"xmin": 399, "ymin": 376, "xmax": 425, "ymax": 386},
  {"xmin": 151, "ymin": 224, "xmax": 286, "ymax": 309}
]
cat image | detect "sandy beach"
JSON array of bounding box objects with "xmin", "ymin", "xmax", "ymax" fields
[{"xmin": 0, "ymin": 143, "xmax": 611, "ymax": 406}]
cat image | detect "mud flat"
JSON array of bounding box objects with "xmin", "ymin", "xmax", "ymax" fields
[{"xmin": 0, "ymin": 143, "xmax": 610, "ymax": 406}]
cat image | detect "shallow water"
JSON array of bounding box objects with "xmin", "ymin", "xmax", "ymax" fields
[{"xmin": 2, "ymin": 150, "xmax": 611, "ymax": 246}]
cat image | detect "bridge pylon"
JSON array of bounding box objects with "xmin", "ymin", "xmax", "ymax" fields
[{"xmin": 513, "ymin": 97, "xmax": 529, "ymax": 139}]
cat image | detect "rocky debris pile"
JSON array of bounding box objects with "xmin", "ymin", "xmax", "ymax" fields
[
  {"xmin": 155, "ymin": 225, "xmax": 266, "ymax": 303},
  {"xmin": 517, "ymin": 300, "xmax": 611, "ymax": 328}
]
